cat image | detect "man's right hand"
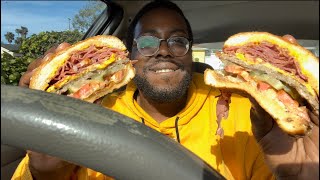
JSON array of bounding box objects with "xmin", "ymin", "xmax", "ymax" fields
[
  {"xmin": 18, "ymin": 42, "xmax": 79, "ymax": 179},
  {"xmin": 28, "ymin": 151, "xmax": 78, "ymax": 180}
]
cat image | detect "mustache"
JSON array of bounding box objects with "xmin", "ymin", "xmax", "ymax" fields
[{"xmin": 146, "ymin": 59, "xmax": 185, "ymax": 70}]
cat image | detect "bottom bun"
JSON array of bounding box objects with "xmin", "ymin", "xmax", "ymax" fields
[{"xmin": 204, "ymin": 69, "xmax": 313, "ymax": 136}]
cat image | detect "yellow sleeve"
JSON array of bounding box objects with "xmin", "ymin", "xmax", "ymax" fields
[{"xmin": 11, "ymin": 154, "xmax": 114, "ymax": 180}]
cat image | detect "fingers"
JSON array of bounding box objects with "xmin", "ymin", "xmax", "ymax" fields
[
  {"xmin": 19, "ymin": 42, "xmax": 71, "ymax": 88},
  {"xmin": 27, "ymin": 42, "xmax": 69, "ymax": 72},
  {"xmin": 27, "ymin": 150, "xmax": 77, "ymax": 178},
  {"xmin": 282, "ymin": 34, "xmax": 298, "ymax": 45},
  {"xmin": 131, "ymin": 60, "xmax": 139, "ymax": 65},
  {"xmin": 27, "ymin": 53, "xmax": 54, "ymax": 71},
  {"xmin": 308, "ymin": 110, "xmax": 319, "ymax": 126},
  {"xmin": 19, "ymin": 70, "xmax": 34, "ymax": 87},
  {"xmin": 55, "ymin": 42, "xmax": 71, "ymax": 53}
]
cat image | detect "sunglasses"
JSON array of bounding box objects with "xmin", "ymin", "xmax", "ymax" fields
[{"xmin": 134, "ymin": 35, "xmax": 191, "ymax": 57}]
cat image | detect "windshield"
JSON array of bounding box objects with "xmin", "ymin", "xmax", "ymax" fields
[{"xmin": 1, "ymin": 0, "xmax": 107, "ymax": 85}]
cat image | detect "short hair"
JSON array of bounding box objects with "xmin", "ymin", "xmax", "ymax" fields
[{"xmin": 126, "ymin": 0, "xmax": 193, "ymax": 52}]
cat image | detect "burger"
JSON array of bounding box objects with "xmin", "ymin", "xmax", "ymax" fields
[
  {"xmin": 204, "ymin": 32, "xmax": 319, "ymax": 136},
  {"xmin": 30, "ymin": 35, "xmax": 135, "ymax": 103}
]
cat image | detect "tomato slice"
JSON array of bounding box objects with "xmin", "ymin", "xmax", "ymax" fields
[
  {"xmin": 277, "ymin": 89, "xmax": 299, "ymax": 108},
  {"xmin": 71, "ymin": 82, "xmax": 102, "ymax": 99},
  {"xmin": 104, "ymin": 69, "xmax": 126, "ymax": 83},
  {"xmin": 224, "ymin": 64, "xmax": 245, "ymax": 74},
  {"xmin": 257, "ymin": 81, "xmax": 271, "ymax": 91},
  {"xmin": 113, "ymin": 69, "xmax": 125, "ymax": 83}
]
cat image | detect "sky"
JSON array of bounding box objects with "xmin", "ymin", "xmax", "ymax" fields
[{"xmin": 1, "ymin": 1, "xmax": 90, "ymax": 44}]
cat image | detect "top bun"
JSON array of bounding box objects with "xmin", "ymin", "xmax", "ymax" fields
[{"xmin": 224, "ymin": 32, "xmax": 319, "ymax": 96}]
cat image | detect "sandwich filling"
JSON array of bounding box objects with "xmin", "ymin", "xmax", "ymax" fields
[
  {"xmin": 46, "ymin": 45, "xmax": 131, "ymax": 100},
  {"xmin": 223, "ymin": 41, "xmax": 308, "ymax": 82}
]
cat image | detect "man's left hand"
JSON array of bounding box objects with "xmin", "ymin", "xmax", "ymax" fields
[{"xmin": 250, "ymin": 99, "xmax": 319, "ymax": 179}]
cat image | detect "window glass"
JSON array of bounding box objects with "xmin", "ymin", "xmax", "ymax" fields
[{"xmin": 1, "ymin": 0, "xmax": 107, "ymax": 85}]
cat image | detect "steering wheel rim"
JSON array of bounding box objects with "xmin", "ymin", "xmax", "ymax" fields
[{"xmin": 1, "ymin": 85, "xmax": 225, "ymax": 180}]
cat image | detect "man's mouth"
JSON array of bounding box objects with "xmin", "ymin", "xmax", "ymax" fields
[
  {"xmin": 154, "ymin": 69, "xmax": 177, "ymax": 73},
  {"xmin": 148, "ymin": 61, "xmax": 183, "ymax": 74}
]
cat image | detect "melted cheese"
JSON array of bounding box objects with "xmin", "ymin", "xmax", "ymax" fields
[{"xmin": 97, "ymin": 54, "xmax": 116, "ymax": 69}]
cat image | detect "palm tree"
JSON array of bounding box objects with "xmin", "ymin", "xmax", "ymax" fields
[
  {"xmin": 15, "ymin": 28, "xmax": 22, "ymax": 38},
  {"xmin": 4, "ymin": 32, "xmax": 15, "ymax": 44},
  {"xmin": 20, "ymin": 26, "xmax": 28, "ymax": 39}
]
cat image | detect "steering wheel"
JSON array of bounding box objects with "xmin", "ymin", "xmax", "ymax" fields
[{"xmin": 1, "ymin": 85, "xmax": 225, "ymax": 180}]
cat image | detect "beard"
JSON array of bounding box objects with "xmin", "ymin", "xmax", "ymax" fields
[{"xmin": 133, "ymin": 70, "xmax": 192, "ymax": 103}]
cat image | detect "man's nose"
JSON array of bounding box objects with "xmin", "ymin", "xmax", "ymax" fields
[{"xmin": 157, "ymin": 40, "xmax": 173, "ymax": 57}]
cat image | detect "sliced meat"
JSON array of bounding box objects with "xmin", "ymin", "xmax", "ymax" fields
[
  {"xmin": 50, "ymin": 45, "xmax": 128, "ymax": 85},
  {"xmin": 223, "ymin": 41, "xmax": 308, "ymax": 82},
  {"xmin": 216, "ymin": 91, "xmax": 232, "ymax": 138}
]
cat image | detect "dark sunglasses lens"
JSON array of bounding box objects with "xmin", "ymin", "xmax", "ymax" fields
[
  {"xmin": 137, "ymin": 36, "xmax": 159, "ymax": 56},
  {"xmin": 168, "ymin": 37, "xmax": 190, "ymax": 56}
]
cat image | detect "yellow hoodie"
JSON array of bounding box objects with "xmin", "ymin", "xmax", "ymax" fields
[{"xmin": 12, "ymin": 73, "xmax": 274, "ymax": 180}]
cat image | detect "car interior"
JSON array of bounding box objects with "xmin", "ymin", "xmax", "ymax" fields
[{"xmin": 2, "ymin": 1, "xmax": 319, "ymax": 179}]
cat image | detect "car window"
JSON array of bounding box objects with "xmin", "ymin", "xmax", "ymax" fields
[{"xmin": 1, "ymin": 0, "xmax": 107, "ymax": 85}]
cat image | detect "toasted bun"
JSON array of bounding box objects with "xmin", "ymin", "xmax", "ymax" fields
[
  {"xmin": 224, "ymin": 32, "xmax": 319, "ymax": 96},
  {"xmin": 30, "ymin": 35, "xmax": 127, "ymax": 91},
  {"xmin": 84, "ymin": 63, "xmax": 136, "ymax": 103},
  {"xmin": 204, "ymin": 69, "xmax": 313, "ymax": 136}
]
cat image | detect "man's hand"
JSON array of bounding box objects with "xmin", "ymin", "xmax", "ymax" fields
[
  {"xmin": 18, "ymin": 43, "xmax": 78, "ymax": 179},
  {"xmin": 19, "ymin": 42, "xmax": 71, "ymax": 87},
  {"xmin": 28, "ymin": 151, "xmax": 78, "ymax": 180},
  {"xmin": 249, "ymin": 35, "xmax": 319, "ymax": 179},
  {"xmin": 250, "ymin": 101, "xmax": 319, "ymax": 179}
]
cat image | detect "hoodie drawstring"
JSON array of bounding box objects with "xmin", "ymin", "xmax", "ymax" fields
[
  {"xmin": 141, "ymin": 117, "xmax": 145, "ymax": 124},
  {"xmin": 175, "ymin": 117, "xmax": 181, "ymax": 143},
  {"xmin": 140, "ymin": 117, "xmax": 181, "ymax": 143}
]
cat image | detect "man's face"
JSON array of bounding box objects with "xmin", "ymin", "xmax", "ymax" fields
[{"xmin": 131, "ymin": 8, "xmax": 193, "ymax": 103}]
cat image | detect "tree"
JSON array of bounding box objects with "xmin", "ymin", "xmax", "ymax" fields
[
  {"xmin": 72, "ymin": 0, "xmax": 106, "ymax": 32},
  {"xmin": 15, "ymin": 37, "xmax": 23, "ymax": 45},
  {"xmin": 2, "ymin": 30, "xmax": 84, "ymax": 86},
  {"xmin": 15, "ymin": 28, "xmax": 22, "ymax": 37},
  {"xmin": 20, "ymin": 26, "xmax": 29, "ymax": 39},
  {"xmin": 19, "ymin": 30, "xmax": 84, "ymax": 58},
  {"xmin": 4, "ymin": 32, "xmax": 15, "ymax": 44}
]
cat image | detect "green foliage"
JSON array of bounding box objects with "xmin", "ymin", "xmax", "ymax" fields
[
  {"xmin": 14, "ymin": 37, "xmax": 23, "ymax": 45},
  {"xmin": 4, "ymin": 32, "xmax": 15, "ymax": 44},
  {"xmin": 72, "ymin": 0, "xmax": 106, "ymax": 32},
  {"xmin": 20, "ymin": 26, "xmax": 28, "ymax": 39},
  {"xmin": 1, "ymin": 30, "xmax": 84, "ymax": 86},
  {"xmin": 20, "ymin": 30, "xmax": 83, "ymax": 59},
  {"xmin": 1, "ymin": 52, "xmax": 28, "ymax": 86}
]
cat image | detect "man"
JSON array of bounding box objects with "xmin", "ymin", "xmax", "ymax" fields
[{"xmin": 14, "ymin": 1, "xmax": 319, "ymax": 180}]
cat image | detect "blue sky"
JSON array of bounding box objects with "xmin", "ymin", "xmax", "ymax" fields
[{"xmin": 1, "ymin": 1, "xmax": 90, "ymax": 43}]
